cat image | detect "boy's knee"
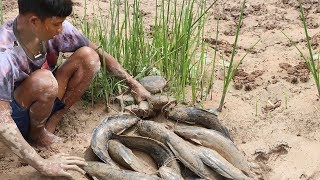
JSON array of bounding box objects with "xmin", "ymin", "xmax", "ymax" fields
[
  {"xmin": 78, "ymin": 46, "xmax": 101, "ymax": 72},
  {"xmin": 29, "ymin": 69, "xmax": 59, "ymax": 99}
]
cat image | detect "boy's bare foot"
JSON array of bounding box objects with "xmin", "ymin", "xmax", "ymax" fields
[
  {"xmin": 34, "ymin": 128, "xmax": 63, "ymax": 147},
  {"xmin": 45, "ymin": 111, "xmax": 64, "ymax": 133}
]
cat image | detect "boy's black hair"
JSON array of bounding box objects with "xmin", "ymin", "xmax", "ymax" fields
[{"xmin": 18, "ymin": 0, "xmax": 73, "ymax": 20}]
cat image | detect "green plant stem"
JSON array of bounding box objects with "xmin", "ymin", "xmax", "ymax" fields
[
  {"xmin": 206, "ymin": 18, "xmax": 219, "ymax": 100},
  {"xmin": 298, "ymin": 0, "xmax": 320, "ymax": 95},
  {"xmin": 283, "ymin": 0, "xmax": 320, "ymax": 97},
  {"xmin": 218, "ymin": 0, "xmax": 246, "ymax": 112},
  {"xmin": 77, "ymin": 0, "xmax": 215, "ymax": 104}
]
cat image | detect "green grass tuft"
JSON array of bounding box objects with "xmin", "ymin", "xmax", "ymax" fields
[
  {"xmin": 282, "ymin": 0, "xmax": 320, "ymax": 97},
  {"xmin": 74, "ymin": 0, "xmax": 217, "ymax": 104}
]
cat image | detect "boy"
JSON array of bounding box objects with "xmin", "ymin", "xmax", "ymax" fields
[{"xmin": 0, "ymin": 0, "xmax": 151, "ymax": 178}]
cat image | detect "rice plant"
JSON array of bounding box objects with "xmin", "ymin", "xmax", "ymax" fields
[
  {"xmin": 282, "ymin": 0, "xmax": 320, "ymax": 96},
  {"xmin": 217, "ymin": 0, "xmax": 246, "ymax": 112},
  {"xmin": 205, "ymin": 18, "xmax": 220, "ymax": 101},
  {"xmin": 151, "ymin": 0, "xmax": 217, "ymax": 102},
  {"xmin": 217, "ymin": 0, "xmax": 259, "ymax": 112},
  {"xmin": 75, "ymin": 0, "xmax": 217, "ymax": 104}
]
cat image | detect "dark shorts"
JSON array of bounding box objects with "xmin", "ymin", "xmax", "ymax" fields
[{"xmin": 10, "ymin": 97, "xmax": 65, "ymax": 138}]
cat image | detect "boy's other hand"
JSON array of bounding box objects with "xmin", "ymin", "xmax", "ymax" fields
[
  {"xmin": 131, "ymin": 83, "xmax": 151, "ymax": 103},
  {"xmin": 37, "ymin": 154, "xmax": 87, "ymax": 178}
]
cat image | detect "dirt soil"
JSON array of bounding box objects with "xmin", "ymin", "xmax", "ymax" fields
[{"xmin": 1, "ymin": 0, "xmax": 320, "ymax": 179}]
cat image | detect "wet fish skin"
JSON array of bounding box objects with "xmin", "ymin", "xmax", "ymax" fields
[
  {"xmin": 125, "ymin": 101, "xmax": 156, "ymax": 118},
  {"xmin": 113, "ymin": 134, "xmax": 181, "ymax": 174},
  {"xmin": 158, "ymin": 166, "xmax": 184, "ymax": 180},
  {"xmin": 83, "ymin": 161, "xmax": 162, "ymax": 180},
  {"xmin": 137, "ymin": 120, "xmax": 223, "ymax": 180},
  {"xmin": 174, "ymin": 125, "xmax": 250, "ymax": 174},
  {"xmin": 91, "ymin": 115, "xmax": 140, "ymax": 166},
  {"xmin": 147, "ymin": 95, "xmax": 176, "ymax": 111},
  {"xmin": 167, "ymin": 107, "xmax": 232, "ymax": 140},
  {"xmin": 184, "ymin": 176, "xmax": 205, "ymax": 180},
  {"xmin": 199, "ymin": 147, "xmax": 250, "ymax": 180},
  {"xmin": 108, "ymin": 139, "xmax": 153, "ymax": 174},
  {"xmin": 82, "ymin": 161, "xmax": 119, "ymax": 180},
  {"xmin": 140, "ymin": 75, "xmax": 167, "ymax": 94},
  {"xmin": 137, "ymin": 120, "xmax": 172, "ymax": 143},
  {"xmin": 167, "ymin": 142, "xmax": 223, "ymax": 180}
]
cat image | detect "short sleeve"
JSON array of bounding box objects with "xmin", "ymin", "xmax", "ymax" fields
[
  {"xmin": 49, "ymin": 20, "xmax": 89, "ymax": 53},
  {"xmin": 0, "ymin": 53, "xmax": 15, "ymax": 102}
]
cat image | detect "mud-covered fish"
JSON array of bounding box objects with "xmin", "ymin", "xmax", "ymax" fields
[
  {"xmin": 137, "ymin": 120, "xmax": 223, "ymax": 180},
  {"xmin": 113, "ymin": 134, "xmax": 181, "ymax": 175},
  {"xmin": 140, "ymin": 75, "xmax": 167, "ymax": 94},
  {"xmin": 125, "ymin": 95, "xmax": 176, "ymax": 118},
  {"xmin": 124, "ymin": 101, "xmax": 156, "ymax": 118},
  {"xmin": 158, "ymin": 166, "xmax": 184, "ymax": 180},
  {"xmin": 174, "ymin": 125, "xmax": 250, "ymax": 174},
  {"xmin": 91, "ymin": 115, "xmax": 140, "ymax": 166},
  {"xmin": 108, "ymin": 139, "xmax": 153, "ymax": 174},
  {"xmin": 147, "ymin": 95, "xmax": 176, "ymax": 111},
  {"xmin": 83, "ymin": 161, "xmax": 161, "ymax": 180},
  {"xmin": 184, "ymin": 176, "xmax": 205, "ymax": 180},
  {"xmin": 199, "ymin": 147, "xmax": 250, "ymax": 180},
  {"xmin": 167, "ymin": 107, "xmax": 232, "ymax": 140}
]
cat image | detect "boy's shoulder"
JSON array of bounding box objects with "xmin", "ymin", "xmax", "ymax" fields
[
  {"xmin": 0, "ymin": 20, "xmax": 27, "ymax": 70},
  {"xmin": 56, "ymin": 20, "xmax": 84, "ymax": 39},
  {"xmin": 49, "ymin": 20, "xmax": 89, "ymax": 52},
  {"xmin": 0, "ymin": 20, "xmax": 16, "ymax": 50}
]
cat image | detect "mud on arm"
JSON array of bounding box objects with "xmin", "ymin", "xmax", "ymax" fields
[
  {"xmin": 0, "ymin": 100, "xmax": 87, "ymax": 177},
  {"xmin": 89, "ymin": 42, "xmax": 151, "ymax": 102},
  {"xmin": 0, "ymin": 100, "xmax": 44, "ymax": 171}
]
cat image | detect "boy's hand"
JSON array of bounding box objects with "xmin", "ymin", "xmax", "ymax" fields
[
  {"xmin": 131, "ymin": 83, "xmax": 151, "ymax": 103},
  {"xmin": 37, "ymin": 154, "xmax": 87, "ymax": 178}
]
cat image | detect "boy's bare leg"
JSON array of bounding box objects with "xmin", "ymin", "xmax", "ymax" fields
[
  {"xmin": 46, "ymin": 47, "xmax": 100, "ymax": 133},
  {"xmin": 13, "ymin": 69, "xmax": 60, "ymax": 146}
]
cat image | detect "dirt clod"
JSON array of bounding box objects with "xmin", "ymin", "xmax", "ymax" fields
[
  {"xmin": 280, "ymin": 62, "xmax": 310, "ymax": 84},
  {"xmin": 233, "ymin": 69, "xmax": 264, "ymax": 91},
  {"xmin": 254, "ymin": 142, "xmax": 290, "ymax": 162}
]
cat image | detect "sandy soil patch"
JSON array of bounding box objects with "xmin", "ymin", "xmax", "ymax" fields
[{"xmin": 1, "ymin": 0, "xmax": 320, "ymax": 179}]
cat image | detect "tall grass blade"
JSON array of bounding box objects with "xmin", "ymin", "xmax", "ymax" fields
[
  {"xmin": 76, "ymin": 0, "xmax": 217, "ymax": 104},
  {"xmin": 218, "ymin": 0, "xmax": 246, "ymax": 112},
  {"xmin": 282, "ymin": 0, "xmax": 320, "ymax": 96}
]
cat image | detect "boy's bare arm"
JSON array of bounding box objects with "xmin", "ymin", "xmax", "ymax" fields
[
  {"xmin": 0, "ymin": 100, "xmax": 86, "ymax": 178},
  {"xmin": 89, "ymin": 42, "xmax": 151, "ymax": 102},
  {"xmin": 0, "ymin": 101, "xmax": 44, "ymax": 168}
]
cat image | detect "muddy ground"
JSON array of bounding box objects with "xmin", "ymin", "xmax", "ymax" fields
[{"xmin": 1, "ymin": 0, "xmax": 320, "ymax": 179}]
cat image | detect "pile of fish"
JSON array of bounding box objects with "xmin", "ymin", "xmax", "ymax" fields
[
  {"xmin": 116, "ymin": 76, "xmax": 176, "ymax": 118},
  {"xmin": 83, "ymin": 76, "xmax": 253, "ymax": 180}
]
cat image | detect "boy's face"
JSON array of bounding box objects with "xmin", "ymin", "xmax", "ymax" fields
[{"xmin": 34, "ymin": 16, "xmax": 66, "ymax": 41}]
